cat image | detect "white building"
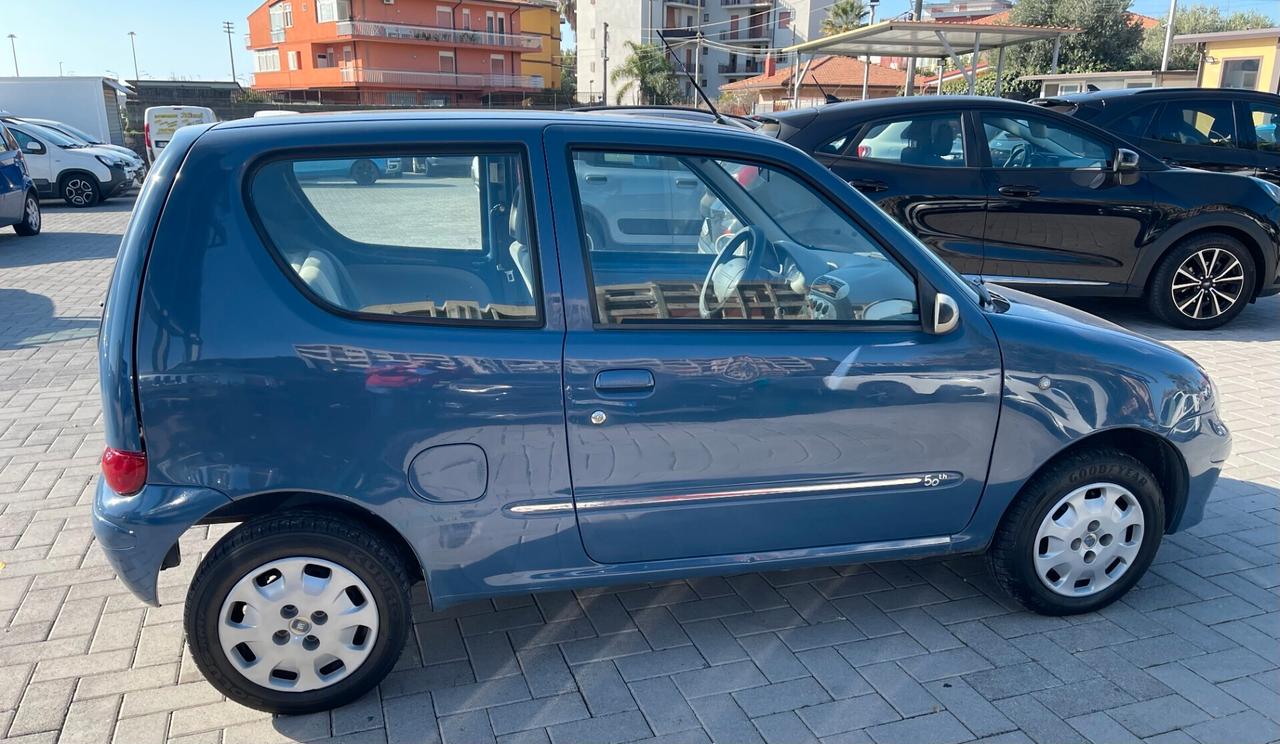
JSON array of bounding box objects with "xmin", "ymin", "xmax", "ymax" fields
[{"xmin": 575, "ymin": 0, "xmax": 832, "ymax": 104}]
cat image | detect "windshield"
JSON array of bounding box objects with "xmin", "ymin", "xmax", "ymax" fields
[
  {"xmin": 42, "ymin": 121, "xmax": 100, "ymax": 144},
  {"xmin": 18, "ymin": 123, "xmax": 82, "ymax": 148}
]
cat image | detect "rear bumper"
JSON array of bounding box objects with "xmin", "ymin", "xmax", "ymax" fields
[{"xmin": 92, "ymin": 480, "xmax": 231, "ymax": 606}]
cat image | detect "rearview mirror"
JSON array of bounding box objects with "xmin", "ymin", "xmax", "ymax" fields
[
  {"xmin": 24, "ymin": 141, "xmax": 44, "ymax": 155},
  {"xmin": 1113, "ymin": 147, "xmax": 1140, "ymax": 172}
]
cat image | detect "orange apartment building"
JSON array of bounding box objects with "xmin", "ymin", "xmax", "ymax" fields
[{"xmin": 246, "ymin": 0, "xmax": 547, "ymax": 106}]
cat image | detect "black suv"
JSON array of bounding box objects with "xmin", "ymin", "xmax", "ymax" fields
[
  {"xmin": 762, "ymin": 96, "xmax": 1280, "ymax": 329},
  {"xmin": 1033, "ymin": 87, "xmax": 1280, "ymax": 185}
]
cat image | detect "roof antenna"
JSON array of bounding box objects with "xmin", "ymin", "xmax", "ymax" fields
[
  {"xmin": 655, "ymin": 30, "xmax": 727, "ymax": 124},
  {"xmin": 807, "ymin": 63, "xmax": 839, "ymax": 104}
]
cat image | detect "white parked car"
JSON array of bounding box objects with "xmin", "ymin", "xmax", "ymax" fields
[
  {"xmin": 5, "ymin": 121, "xmax": 141, "ymax": 207},
  {"xmin": 16, "ymin": 117, "xmax": 146, "ymax": 182}
]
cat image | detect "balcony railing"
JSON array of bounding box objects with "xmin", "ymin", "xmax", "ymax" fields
[
  {"xmin": 340, "ymin": 65, "xmax": 542, "ymax": 89},
  {"xmin": 718, "ymin": 62, "xmax": 762, "ymax": 75},
  {"xmin": 718, "ymin": 28, "xmax": 770, "ymax": 41},
  {"xmin": 666, "ymin": 0, "xmax": 704, "ymax": 6},
  {"xmin": 270, "ymin": 27, "xmax": 286, "ymax": 43},
  {"xmin": 335, "ymin": 20, "xmax": 542, "ymax": 51},
  {"xmin": 721, "ymin": 0, "xmax": 771, "ymax": 5}
]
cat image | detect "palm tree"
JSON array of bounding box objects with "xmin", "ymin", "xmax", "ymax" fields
[
  {"xmin": 821, "ymin": 0, "xmax": 870, "ymax": 36},
  {"xmin": 609, "ymin": 41, "xmax": 680, "ymax": 105},
  {"xmin": 558, "ymin": 0, "xmax": 576, "ymax": 33}
]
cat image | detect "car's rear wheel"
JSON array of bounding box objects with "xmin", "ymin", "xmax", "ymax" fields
[
  {"xmin": 988, "ymin": 448, "xmax": 1164, "ymax": 615},
  {"xmin": 350, "ymin": 159, "xmax": 380, "ymax": 186},
  {"xmin": 1148, "ymin": 233, "xmax": 1254, "ymax": 329},
  {"xmin": 60, "ymin": 174, "xmax": 101, "ymax": 208},
  {"xmin": 185, "ymin": 512, "xmax": 410, "ymax": 714},
  {"xmin": 14, "ymin": 192, "xmax": 41, "ymax": 236}
]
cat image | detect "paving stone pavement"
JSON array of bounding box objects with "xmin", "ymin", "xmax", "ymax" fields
[{"xmin": 0, "ymin": 197, "xmax": 1277, "ymax": 744}]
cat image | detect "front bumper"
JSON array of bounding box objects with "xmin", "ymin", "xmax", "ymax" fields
[
  {"xmin": 102, "ymin": 166, "xmax": 134, "ymax": 197},
  {"xmin": 92, "ymin": 480, "xmax": 231, "ymax": 606},
  {"xmin": 1166, "ymin": 411, "xmax": 1232, "ymax": 532}
]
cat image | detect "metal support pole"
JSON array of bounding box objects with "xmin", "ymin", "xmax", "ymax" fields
[
  {"xmin": 937, "ymin": 58, "xmax": 944, "ymax": 94},
  {"xmin": 969, "ymin": 34, "xmax": 980, "ymax": 95},
  {"xmin": 1160, "ymin": 0, "xmax": 1177, "ymax": 71},
  {"xmin": 6, "ymin": 35, "xmax": 17, "ymax": 77},
  {"xmin": 903, "ymin": 0, "xmax": 923, "ymax": 95},
  {"xmin": 995, "ymin": 45, "xmax": 1005, "ymax": 97},
  {"xmin": 128, "ymin": 32, "xmax": 140, "ymax": 81},
  {"xmin": 1050, "ymin": 34, "xmax": 1062, "ymax": 74},
  {"xmin": 602, "ymin": 22, "xmax": 609, "ymax": 104},
  {"xmin": 794, "ymin": 54, "xmax": 813, "ymax": 108},
  {"xmin": 861, "ymin": 2, "xmax": 877, "ymax": 100}
]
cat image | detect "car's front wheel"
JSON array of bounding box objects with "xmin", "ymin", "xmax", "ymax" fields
[
  {"xmin": 60, "ymin": 174, "xmax": 101, "ymax": 208},
  {"xmin": 350, "ymin": 159, "xmax": 380, "ymax": 186},
  {"xmin": 184, "ymin": 512, "xmax": 411, "ymax": 714},
  {"xmin": 14, "ymin": 192, "xmax": 41, "ymax": 236},
  {"xmin": 1148, "ymin": 233, "xmax": 1254, "ymax": 329},
  {"xmin": 989, "ymin": 448, "xmax": 1164, "ymax": 615}
]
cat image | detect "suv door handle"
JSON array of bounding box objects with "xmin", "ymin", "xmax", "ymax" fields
[
  {"xmin": 584, "ymin": 174, "xmax": 607, "ymax": 184},
  {"xmin": 848, "ymin": 178, "xmax": 888, "ymax": 193},
  {"xmin": 594, "ymin": 369, "xmax": 655, "ymax": 395},
  {"xmin": 997, "ymin": 185, "xmax": 1040, "ymax": 197},
  {"xmin": 675, "ymin": 178, "xmax": 699, "ymax": 188}
]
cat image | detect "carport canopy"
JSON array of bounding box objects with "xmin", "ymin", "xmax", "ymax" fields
[{"xmin": 782, "ymin": 20, "xmax": 1081, "ymax": 96}]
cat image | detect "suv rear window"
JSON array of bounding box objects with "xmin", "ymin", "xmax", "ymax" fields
[{"xmin": 249, "ymin": 152, "xmax": 541, "ymax": 325}]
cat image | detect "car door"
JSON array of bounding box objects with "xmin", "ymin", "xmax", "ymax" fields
[
  {"xmin": 574, "ymin": 151, "xmax": 699, "ymax": 252},
  {"xmin": 0, "ymin": 125, "xmax": 22, "ymax": 221},
  {"xmin": 1139, "ymin": 99, "xmax": 1255, "ymax": 175},
  {"xmin": 812, "ymin": 112, "xmax": 987, "ymax": 275},
  {"xmin": 8, "ymin": 127, "xmax": 52, "ymax": 195},
  {"xmin": 1240, "ymin": 98, "xmax": 1280, "ymax": 185},
  {"xmin": 978, "ymin": 110, "xmax": 1157, "ymax": 288},
  {"xmin": 545, "ymin": 124, "xmax": 1002, "ymax": 565}
]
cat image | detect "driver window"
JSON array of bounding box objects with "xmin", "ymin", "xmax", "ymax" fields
[
  {"xmin": 1149, "ymin": 102, "xmax": 1236, "ymax": 148},
  {"xmin": 982, "ymin": 114, "xmax": 1110, "ymax": 169},
  {"xmin": 571, "ymin": 150, "xmax": 919, "ymax": 326}
]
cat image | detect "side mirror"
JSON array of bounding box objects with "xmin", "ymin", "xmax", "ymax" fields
[
  {"xmin": 23, "ymin": 141, "xmax": 44, "ymax": 155},
  {"xmin": 1113, "ymin": 147, "xmax": 1140, "ymax": 172},
  {"xmin": 920, "ymin": 282, "xmax": 960, "ymax": 335}
]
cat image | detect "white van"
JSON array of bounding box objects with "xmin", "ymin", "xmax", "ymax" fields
[{"xmin": 144, "ymin": 106, "xmax": 216, "ymax": 164}]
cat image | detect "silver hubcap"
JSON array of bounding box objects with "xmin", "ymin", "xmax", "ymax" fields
[
  {"xmin": 25, "ymin": 197, "xmax": 39, "ymax": 230},
  {"xmin": 64, "ymin": 179, "xmax": 95, "ymax": 206},
  {"xmin": 1171, "ymin": 248, "xmax": 1245, "ymax": 320},
  {"xmin": 218, "ymin": 557, "xmax": 379, "ymax": 692},
  {"xmin": 1034, "ymin": 482, "xmax": 1145, "ymax": 597}
]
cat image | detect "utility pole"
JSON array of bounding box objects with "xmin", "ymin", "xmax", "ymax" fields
[
  {"xmin": 221, "ymin": 21, "xmax": 237, "ymax": 81},
  {"xmin": 1160, "ymin": 0, "xmax": 1177, "ymax": 72},
  {"xmin": 6, "ymin": 35, "xmax": 16, "ymax": 77},
  {"xmin": 128, "ymin": 31, "xmax": 140, "ymax": 81},
  {"xmin": 59, "ymin": 61, "xmax": 64, "ymax": 76},
  {"xmin": 903, "ymin": 0, "xmax": 923, "ymax": 95},
  {"xmin": 601, "ymin": 22, "xmax": 609, "ymax": 104},
  {"xmin": 861, "ymin": 0, "xmax": 879, "ymax": 100}
]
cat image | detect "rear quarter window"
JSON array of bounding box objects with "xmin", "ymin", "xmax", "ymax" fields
[{"xmin": 249, "ymin": 151, "xmax": 541, "ymax": 325}]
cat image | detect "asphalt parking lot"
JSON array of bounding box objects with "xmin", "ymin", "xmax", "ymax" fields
[{"xmin": 0, "ymin": 195, "xmax": 1277, "ymax": 744}]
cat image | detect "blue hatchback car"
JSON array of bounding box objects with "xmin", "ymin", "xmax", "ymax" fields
[{"xmin": 95, "ymin": 111, "xmax": 1231, "ymax": 714}]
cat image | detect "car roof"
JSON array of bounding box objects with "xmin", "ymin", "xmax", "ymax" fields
[
  {"xmin": 212, "ymin": 108, "xmax": 765, "ymax": 141},
  {"xmin": 1047, "ymin": 87, "xmax": 1280, "ymax": 104},
  {"xmin": 773, "ymin": 95, "xmax": 1038, "ymax": 122}
]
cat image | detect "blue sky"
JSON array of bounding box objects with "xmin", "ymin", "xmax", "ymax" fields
[{"xmin": 2, "ymin": 0, "xmax": 1274, "ymax": 82}]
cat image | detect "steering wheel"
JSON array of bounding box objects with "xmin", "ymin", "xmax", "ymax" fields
[
  {"xmin": 1003, "ymin": 143, "xmax": 1029, "ymax": 168},
  {"xmin": 699, "ymin": 225, "xmax": 766, "ymax": 319}
]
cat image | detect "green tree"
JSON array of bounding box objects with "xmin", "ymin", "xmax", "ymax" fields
[
  {"xmin": 560, "ymin": 49, "xmax": 577, "ymax": 101},
  {"xmin": 609, "ymin": 41, "xmax": 680, "ymax": 105},
  {"xmin": 1135, "ymin": 4, "xmax": 1276, "ymax": 70},
  {"xmin": 821, "ymin": 0, "xmax": 870, "ymax": 36}
]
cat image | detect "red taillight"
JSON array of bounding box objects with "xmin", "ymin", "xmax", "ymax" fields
[
  {"xmin": 856, "ymin": 144, "xmax": 871, "ymax": 158},
  {"xmin": 144, "ymin": 123, "xmax": 151, "ymax": 149},
  {"xmin": 102, "ymin": 447, "xmax": 147, "ymax": 495}
]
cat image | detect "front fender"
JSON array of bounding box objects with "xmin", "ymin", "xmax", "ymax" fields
[{"xmin": 953, "ymin": 290, "xmax": 1226, "ymax": 550}]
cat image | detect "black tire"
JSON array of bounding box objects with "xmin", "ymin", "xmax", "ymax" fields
[
  {"xmin": 988, "ymin": 448, "xmax": 1165, "ymax": 616},
  {"xmin": 13, "ymin": 191, "xmax": 40, "ymax": 236},
  {"xmin": 60, "ymin": 173, "xmax": 101, "ymax": 208},
  {"xmin": 350, "ymin": 159, "xmax": 380, "ymax": 186},
  {"xmin": 1147, "ymin": 233, "xmax": 1254, "ymax": 330},
  {"xmin": 185, "ymin": 512, "xmax": 411, "ymax": 714}
]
